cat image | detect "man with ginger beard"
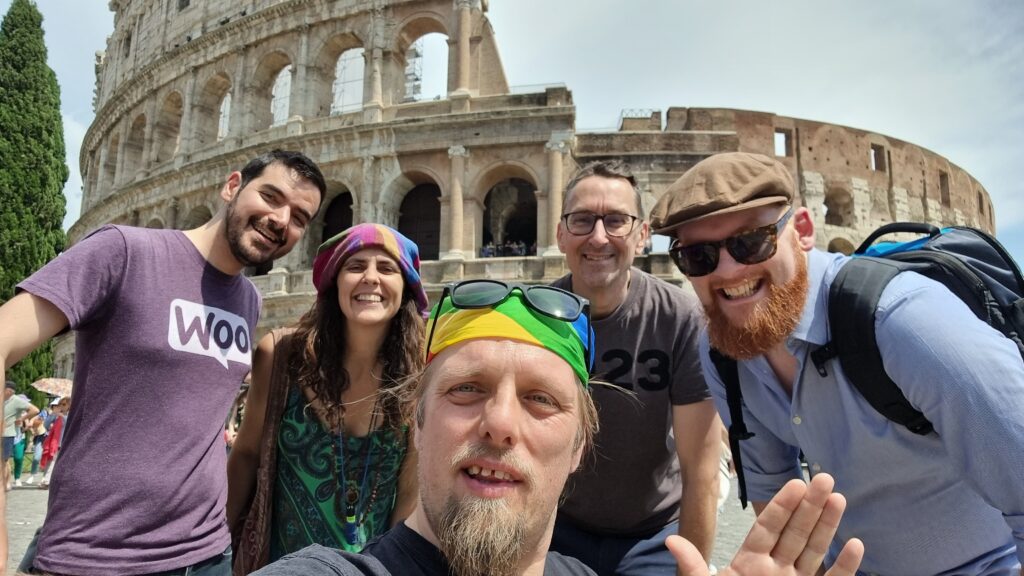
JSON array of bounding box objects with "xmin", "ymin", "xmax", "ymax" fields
[
  {"xmin": 0, "ymin": 150, "xmax": 325, "ymax": 574},
  {"xmin": 253, "ymin": 280, "xmax": 864, "ymax": 576},
  {"xmin": 650, "ymin": 152, "xmax": 1024, "ymax": 575}
]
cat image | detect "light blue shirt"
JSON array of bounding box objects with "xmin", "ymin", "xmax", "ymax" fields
[{"xmin": 700, "ymin": 249, "xmax": 1024, "ymax": 576}]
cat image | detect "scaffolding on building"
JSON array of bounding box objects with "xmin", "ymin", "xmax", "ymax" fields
[{"xmin": 403, "ymin": 39, "xmax": 423, "ymax": 103}]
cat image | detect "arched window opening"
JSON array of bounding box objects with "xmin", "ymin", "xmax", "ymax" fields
[
  {"xmin": 322, "ymin": 192, "xmax": 354, "ymax": 243},
  {"xmin": 827, "ymin": 238, "xmax": 855, "ymax": 255},
  {"xmin": 217, "ymin": 93, "xmax": 232, "ymax": 141},
  {"xmin": 824, "ymin": 187, "xmax": 854, "ymax": 228},
  {"xmin": 331, "ymin": 49, "xmax": 365, "ymax": 115},
  {"xmin": 124, "ymin": 115, "xmax": 146, "ymax": 176},
  {"xmin": 482, "ymin": 178, "xmax": 537, "ymax": 256},
  {"xmin": 181, "ymin": 205, "xmax": 213, "ymax": 229},
  {"xmin": 103, "ymin": 135, "xmax": 119, "ymax": 190},
  {"xmin": 404, "ymin": 33, "xmax": 448, "ymax": 102},
  {"xmin": 153, "ymin": 92, "xmax": 184, "ymax": 165},
  {"xmin": 398, "ymin": 184, "xmax": 441, "ymax": 260},
  {"xmin": 271, "ymin": 65, "xmax": 293, "ymax": 127}
]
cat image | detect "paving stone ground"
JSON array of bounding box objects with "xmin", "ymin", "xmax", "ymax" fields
[
  {"xmin": 711, "ymin": 476, "xmax": 757, "ymax": 570},
  {"xmin": 5, "ymin": 483, "xmax": 48, "ymax": 575},
  {"xmin": 4, "ymin": 478, "xmax": 753, "ymax": 575}
]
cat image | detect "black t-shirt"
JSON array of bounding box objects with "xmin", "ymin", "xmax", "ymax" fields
[{"xmin": 252, "ymin": 523, "xmax": 596, "ymax": 575}]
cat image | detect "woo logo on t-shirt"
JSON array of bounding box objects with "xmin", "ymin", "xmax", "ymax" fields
[{"xmin": 167, "ymin": 298, "xmax": 252, "ymax": 368}]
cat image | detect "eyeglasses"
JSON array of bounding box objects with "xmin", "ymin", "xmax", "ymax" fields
[
  {"xmin": 668, "ymin": 208, "xmax": 794, "ymax": 277},
  {"xmin": 562, "ymin": 212, "xmax": 639, "ymax": 237},
  {"xmin": 425, "ymin": 280, "xmax": 593, "ymax": 372}
]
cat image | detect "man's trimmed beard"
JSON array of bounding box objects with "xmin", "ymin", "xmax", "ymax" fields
[
  {"xmin": 435, "ymin": 495, "xmax": 526, "ymax": 576},
  {"xmin": 224, "ymin": 194, "xmax": 280, "ymax": 267},
  {"xmin": 705, "ymin": 237, "xmax": 809, "ymax": 360}
]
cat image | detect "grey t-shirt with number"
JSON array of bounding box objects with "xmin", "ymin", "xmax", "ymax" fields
[{"xmin": 553, "ymin": 268, "xmax": 708, "ymax": 535}]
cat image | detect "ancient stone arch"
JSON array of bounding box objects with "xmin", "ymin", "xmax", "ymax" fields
[
  {"xmin": 472, "ymin": 161, "xmax": 542, "ymax": 255},
  {"xmin": 180, "ymin": 204, "xmax": 213, "ymax": 229},
  {"xmin": 304, "ymin": 180, "xmax": 359, "ymax": 267},
  {"xmin": 250, "ymin": 50, "xmax": 294, "ymax": 131},
  {"xmin": 102, "ymin": 133, "xmax": 120, "ymax": 194},
  {"xmin": 824, "ymin": 185, "xmax": 854, "ymax": 228},
  {"xmin": 123, "ymin": 114, "xmax": 147, "ymax": 182},
  {"xmin": 193, "ymin": 71, "xmax": 232, "ymax": 150},
  {"xmin": 827, "ymin": 237, "xmax": 856, "ymax": 255},
  {"xmin": 390, "ymin": 169, "xmax": 443, "ymax": 260},
  {"xmin": 311, "ymin": 32, "xmax": 365, "ymax": 117},
  {"xmin": 152, "ymin": 91, "xmax": 184, "ymax": 166},
  {"xmin": 393, "ymin": 13, "xmax": 451, "ymax": 102},
  {"xmin": 87, "ymin": 153, "xmax": 101, "ymax": 201}
]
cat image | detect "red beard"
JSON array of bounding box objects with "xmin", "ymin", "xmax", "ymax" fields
[{"xmin": 704, "ymin": 239, "xmax": 809, "ymax": 360}]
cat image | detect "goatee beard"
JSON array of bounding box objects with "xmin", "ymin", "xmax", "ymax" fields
[
  {"xmin": 704, "ymin": 242, "xmax": 809, "ymax": 360},
  {"xmin": 436, "ymin": 496, "xmax": 527, "ymax": 576},
  {"xmin": 428, "ymin": 445, "xmax": 534, "ymax": 576},
  {"xmin": 224, "ymin": 197, "xmax": 280, "ymax": 267}
]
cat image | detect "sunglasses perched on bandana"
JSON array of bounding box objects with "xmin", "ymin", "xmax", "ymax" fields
[
  {"xmin": 425, "ymin": 280, "xmax": 594, "ymax": 374},
  {"xmin": 668, "ymin": 208, "xmax": 794, "ymax": 277}
]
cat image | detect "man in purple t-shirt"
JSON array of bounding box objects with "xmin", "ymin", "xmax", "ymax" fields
[{"xmin": 0, "ymin": 150, "xmax": 324, "ymax": 575}]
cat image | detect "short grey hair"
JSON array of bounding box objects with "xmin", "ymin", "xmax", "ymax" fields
[{"xmin": 562, "ymin": 160, "xmax": 643, "ymax": 217}]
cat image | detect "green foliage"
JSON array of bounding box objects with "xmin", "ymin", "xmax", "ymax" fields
[{"xmin": 0, "ymin": 0, "xmax": 68, "ymax": 392}]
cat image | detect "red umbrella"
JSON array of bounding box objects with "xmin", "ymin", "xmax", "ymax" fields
[{"xmin": 30, "ymin": 377, "xmax": 72, "ymax": 398}]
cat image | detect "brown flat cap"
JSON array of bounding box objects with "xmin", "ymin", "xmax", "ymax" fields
[{"xmin": 649, "ymin": 152, "xmax": 793, "ymax": 234}]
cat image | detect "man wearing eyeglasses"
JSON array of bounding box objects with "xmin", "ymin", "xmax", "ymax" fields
[
  {"xmin": 650, "ymin": 152, "xmax": 1024, "ymax": 575},
  {"xmin": 253, "ymin": 280, "xmax": 864, "ymax": 576},
  {"xmin": 551, "ymin": 160, "xmax": 722, "ymax": 575}
]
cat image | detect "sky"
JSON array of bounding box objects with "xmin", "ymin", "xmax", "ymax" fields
[{"xmin": 5, "ymin": 0, "xmax": 1023, "ymax": 261}]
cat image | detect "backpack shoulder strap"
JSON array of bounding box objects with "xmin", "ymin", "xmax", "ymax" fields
[
  {"xmin": 828, "ymin": 257, "xmax": 934, "ymax": 435},
  {"xmin": 709, "ymin": 348, "xmax": 755, "ymax": 509}
]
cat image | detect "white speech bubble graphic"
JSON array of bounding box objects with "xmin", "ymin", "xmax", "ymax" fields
[{"xmin": 167, "ymin": 299, "xmax": 252, "ymax": 369}]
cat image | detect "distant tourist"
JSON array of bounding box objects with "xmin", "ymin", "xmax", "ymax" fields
[{"xmin": 3, "ymin": 383, "xmax": 38, "ymax": 492}]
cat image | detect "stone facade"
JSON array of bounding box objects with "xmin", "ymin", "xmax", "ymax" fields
[{"xmin": 56, "ymin": 0, "xmax": 994, "ymax": 375}]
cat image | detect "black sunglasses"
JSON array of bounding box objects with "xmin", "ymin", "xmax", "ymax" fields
[
  {"xmin": 668, "ymin": 208, "xmax": 794, "ymax": 277},
  {"xmin": 425, "ymin": 280, "xmax": 593, "ymax": 372}
]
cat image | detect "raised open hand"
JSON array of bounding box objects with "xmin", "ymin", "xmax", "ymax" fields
[{"xmin": 669, "ymin": 473, "xmax": 864, "ymax": 576}]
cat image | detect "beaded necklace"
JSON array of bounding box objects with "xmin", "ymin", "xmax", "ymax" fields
[{"xmin": 333, "ymin": 396, "xmax": 383, "ymax": 547}]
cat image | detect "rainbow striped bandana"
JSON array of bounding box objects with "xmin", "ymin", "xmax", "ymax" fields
[
  {"xmin": 312, "ymin": 223, "xmax": 429, "ymax": 317},
  {"xmin": 425, "ymin": 290, "xmax": 593, "ymax": 385}
]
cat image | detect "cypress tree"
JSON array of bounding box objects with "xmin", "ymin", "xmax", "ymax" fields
[{"xmin": 0, "ymin": 0, "xmax": 68, "ymax": 401}]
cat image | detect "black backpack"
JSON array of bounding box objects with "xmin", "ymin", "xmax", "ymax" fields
[{"xmin": 713, "ymin": 222, "xmax": 1024, "ymax": 508}]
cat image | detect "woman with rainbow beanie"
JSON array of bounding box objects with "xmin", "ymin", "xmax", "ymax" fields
[{"xmin": 227, "ymin": 223, "xmax": 429, "ymax": 575}]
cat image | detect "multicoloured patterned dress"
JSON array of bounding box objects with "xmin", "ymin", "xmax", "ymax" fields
[{"xmin": 269, "ymin": 387, "xmax": 407, "ymax": 558}]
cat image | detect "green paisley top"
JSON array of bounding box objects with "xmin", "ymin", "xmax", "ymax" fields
[{"xmin": 269, "ymin": 387, "xmax": 407, "ymax": 558}]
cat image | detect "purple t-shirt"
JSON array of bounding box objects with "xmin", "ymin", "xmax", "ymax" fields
[{"xmin": 18, "ymin": 225, "xmax": 260, "ymax": 575}]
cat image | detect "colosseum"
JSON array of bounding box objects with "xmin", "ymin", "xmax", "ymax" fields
[{"xmin": 56, "ymin": 0, "xmax": 995, "ymax": 373}]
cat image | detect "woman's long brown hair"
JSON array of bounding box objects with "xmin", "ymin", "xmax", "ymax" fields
[{"xmin": 285, "ymin": 285, "xmax": 424, "ymax": 429}]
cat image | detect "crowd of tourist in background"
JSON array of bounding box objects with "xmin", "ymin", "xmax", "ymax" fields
[{"xmin": 479, "ymin": 239, "xmax": 536, "ymax": 257}]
